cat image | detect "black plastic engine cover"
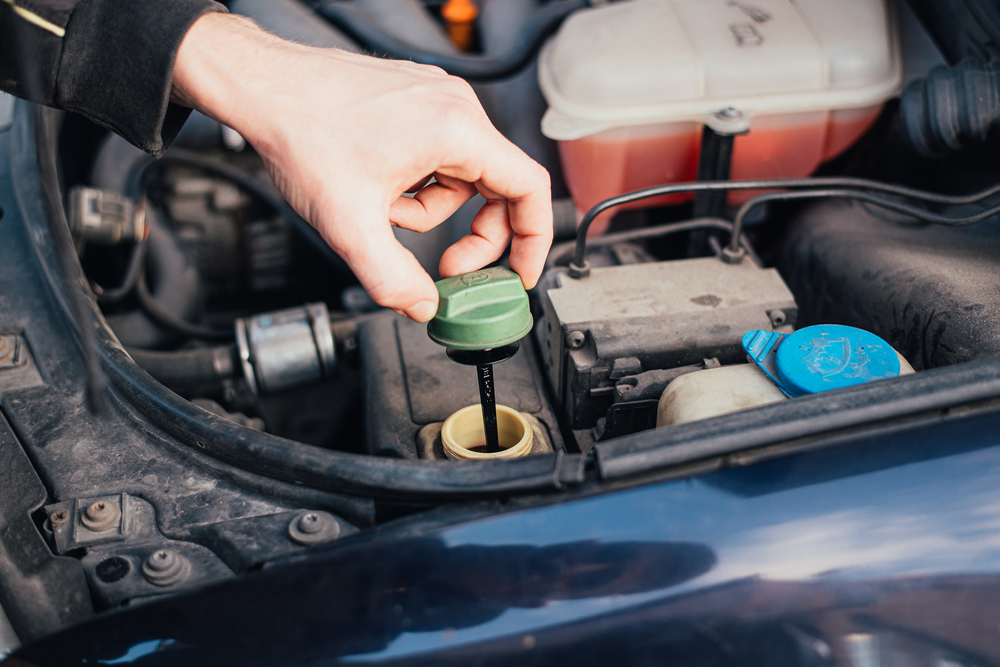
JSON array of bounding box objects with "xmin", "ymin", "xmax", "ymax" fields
[
  {"xmin": 778, "ymin": 199, "xmax": 1000, "ymax": 370},
  {"xmin": 359, "ymin": 313, "xmax": 565, "ymax": 458}
]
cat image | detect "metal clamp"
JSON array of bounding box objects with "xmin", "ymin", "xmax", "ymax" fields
[{"xmin": 234, "ymin": 303, "xmax": 337, "ymax": 394}]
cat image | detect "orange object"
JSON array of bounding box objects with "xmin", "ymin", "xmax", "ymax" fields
[
  {"xmin": 557, "ymin": 107, "xmax": 883, "ymax": 236},
  {"xmin": 442, "ymin": 0, "xmax": 478, "ymax": 52}
]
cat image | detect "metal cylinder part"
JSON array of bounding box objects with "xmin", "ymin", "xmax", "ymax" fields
[
  {"xmin": 68, "ymin": 186, "xmax": 147, "ymax": 246},
  {"xmin": 235, "ymin": 303, "xmax": 337, "ymax": 394}
]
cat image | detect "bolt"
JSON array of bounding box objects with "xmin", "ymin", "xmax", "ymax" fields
[
  {"xmin": 80, "ymin": 499, "xmax": 121, "ymax": 532},
  {"xmin": 142, "ymin": 549, "xmax": 191, "ymax": 587},
  {"xmin": 565, "ymin": 331, "xmax": 586, "ymax": 350},
  {"xmin": 288, "ymin": 510, "xmax": 340, "ymax": 546},
  {"xmin": 715, "ymin": 107, "xmax": 743, "ymax": 120},
  {"xmin": 50, "ymin": 509, "xmax": 69, "ymax": 527},
  {"xmin": 768, "ymin": 309, "xmax": 787, "ymax": 328}
]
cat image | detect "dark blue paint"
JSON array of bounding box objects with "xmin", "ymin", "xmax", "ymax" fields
[{"xmin": 12, "ymin": 408, "xmax": 1000, "ymax": 665}]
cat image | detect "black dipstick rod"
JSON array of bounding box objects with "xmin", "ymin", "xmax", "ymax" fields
[
  {"xmin": 476, "ymin": 363, "xmax": 500, "ymax": 453},
  {"xmin": 447, "ymin": 342, "xmax": 520, "ymax": 455}
]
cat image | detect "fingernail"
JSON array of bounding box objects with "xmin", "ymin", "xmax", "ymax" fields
[{"xmin": 404, "ymin": 300, "xmax": 437, "ymax": 322}]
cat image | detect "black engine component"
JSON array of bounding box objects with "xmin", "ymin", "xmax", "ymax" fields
[
  {"xmin": 535, "ymin": 258, "xmax": 798, "ymax": 434},
  {"xmin": 778, "ymin": 199, "xmax": 1000, "ymax": 370},
  {"xmin": 360, "ymin": 313, "xmax": 565, "ymax": 458}
]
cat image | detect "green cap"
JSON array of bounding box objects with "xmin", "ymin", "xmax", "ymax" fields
[{"xmin": 427, "ymin": 267, "xmax": 533, "ymax": 350}]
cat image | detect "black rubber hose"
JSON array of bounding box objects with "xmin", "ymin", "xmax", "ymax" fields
[
  {"xmin": 313, "ymin": 0, "xmax": 588, "ymax": 80},
  {"xmin": 105, "ymin": 211, "xmax": 205, "ymax": 349},
  {"xmin": 135, "ymin": 270, "xmax": 233, "ymax": 342},
  {"xmin": 95, "ymin": 241, "xmax": 147, "ymax": 305},
  {"xmin": 126, "ymin": 345, "xmax": 238, "ymax": 389},
  {"xmin": 898, "ymin": 58, "xmax": 1000, "ymax": 158}
]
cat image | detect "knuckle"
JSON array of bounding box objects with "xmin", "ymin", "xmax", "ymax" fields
[
  {"xmin": 535, "ymin": 164, "xmax": 552, "ymax": 189},
  {"xmin": 448, "ymin": 76, "xmax": 477, "ymax": 99},
  {"xmin": 437, "ymin": 99, "xmax": 479, "ymax": 137}
]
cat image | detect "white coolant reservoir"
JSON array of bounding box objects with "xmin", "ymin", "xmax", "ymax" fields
[
  {"xmin": 657, "ymin": 364, "xmax": 786, "ymax": 427},
  {"xmin": 538, "ymin": 0, "xmax": 901, "ymax": 233},
  {"xmin": 657, "ymin": 326, "xmax": 915, "ymax": 427}
]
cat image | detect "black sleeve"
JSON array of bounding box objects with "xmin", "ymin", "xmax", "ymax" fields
[{"xmin": 1, "ymin": 0, "xmax": 226, "ymax": 156}]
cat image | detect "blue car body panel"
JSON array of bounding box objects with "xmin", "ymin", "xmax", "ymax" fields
[{"xmin": 12, "ymin": 408, "xmax": 1000, "ymax": 665}]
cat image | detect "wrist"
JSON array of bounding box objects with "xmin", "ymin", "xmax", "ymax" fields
[{"xmin": 171, "ymin": 12, "xmax": 285, "ymax": 142}]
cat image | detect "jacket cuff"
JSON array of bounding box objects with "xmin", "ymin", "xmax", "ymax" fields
[{"xmin": 56, "ymin": 0, "xmax": 227, "ymax": 157}]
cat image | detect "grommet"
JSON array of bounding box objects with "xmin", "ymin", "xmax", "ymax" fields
[
  {"xmin": 288, "ymin": 511, "xmax": 340, "ymax": 546},
  {"xmin": 142, "ymin": 549, "xmax": 191, "ymax": 587},
  {"xmin": 81, "ymin": 500, "xmax": 120, "ymax": 532}
]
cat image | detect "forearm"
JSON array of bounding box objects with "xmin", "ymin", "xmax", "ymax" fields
[{"xmin": 170, "ymin": 12, "xmax": 281, "ymax": 139}]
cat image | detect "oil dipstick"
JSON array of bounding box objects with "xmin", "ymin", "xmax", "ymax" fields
[{"xmin": 427, "ymin": 267, "xmax": 533, "ymax": 455}]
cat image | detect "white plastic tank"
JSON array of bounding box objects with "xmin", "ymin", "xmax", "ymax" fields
[
  {"xmin": 538, "ymin": 0, "xmax": 902, "ymax": 234},
  {"xmin": 657, "ymin": 354, "xmax": 915, "ymax": 428}
]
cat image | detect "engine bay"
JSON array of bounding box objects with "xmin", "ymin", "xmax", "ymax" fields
[
  {"xmin": 72, "ymin": 0, "xmax": 1000, "ymax": 463},
  {"xmin": 71, "ymin": 1, "xmax": 998, "ymax": 460},
  {"xmin": 2, "ymin": 0, "xmax": 1000, "ymax": 642}
]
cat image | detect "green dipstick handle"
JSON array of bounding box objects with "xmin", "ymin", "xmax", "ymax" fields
[
  {"xmin": 427, "ymin": 267, "xmax": 533, "ymax": 351},
  {"xmin": 427, "ymin": 267, "xmax": 532, "ymax": 455}
]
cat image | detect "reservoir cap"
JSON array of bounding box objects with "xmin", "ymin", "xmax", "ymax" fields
[
  {"xmin": 427, "ymin": 267, "xmax": 533, "ymax": 351},
  {"xmin": 743, "ymin": 324, "xmax": 901, "ymax": 397},
  {"xmin": 776, "ymin": 324, "xmax": 900, "ymax": 396}
]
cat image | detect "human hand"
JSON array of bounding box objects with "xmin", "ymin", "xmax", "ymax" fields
[{"xmin": 171, "ymin": 12, "xmax": 552, "ymax": 322}]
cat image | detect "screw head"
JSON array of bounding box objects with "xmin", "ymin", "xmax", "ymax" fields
[
  {"xmin": 768, "ymin": 309, "xmax": 787, "ymax": 328},
  {"xmin": 50, "ymin": 509, "xmax": 69, "ymax": 527},
  {"xmin": 715, "ymin": 107, "xmax": 743, "ymax": 120},
  {"xmin": 565, "ymin": 331, "xmax": 586, "ymax": 350}
]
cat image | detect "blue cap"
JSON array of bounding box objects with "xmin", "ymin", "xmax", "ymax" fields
[{"xmin": 742, "ymin": 325, "xmax": 900, "ymax": 398}]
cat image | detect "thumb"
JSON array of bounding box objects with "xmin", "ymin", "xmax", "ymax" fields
[{"xmin": 339, "ymin": 220, "xmax": 440, "ymax": 322}]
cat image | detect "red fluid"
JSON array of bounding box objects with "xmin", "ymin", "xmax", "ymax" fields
[{"xmin": 558, "ymin": 106, "xmax": 882, "ymax": 236}]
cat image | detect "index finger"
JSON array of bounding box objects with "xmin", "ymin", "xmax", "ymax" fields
[{"xmin": 435, "ymin": 127, "xmax": 553, "ymax": 289}]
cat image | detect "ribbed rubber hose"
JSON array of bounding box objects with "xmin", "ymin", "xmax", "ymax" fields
[{"xmin": 898, "ymin": 58, "xmax": 1000, "ymax": 158}]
